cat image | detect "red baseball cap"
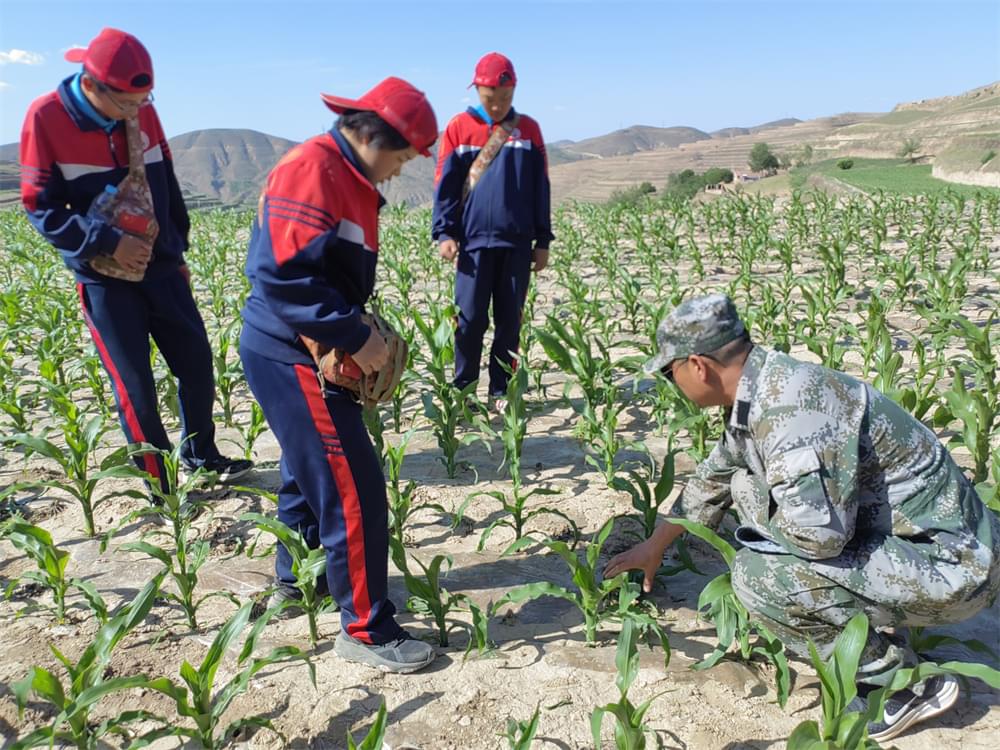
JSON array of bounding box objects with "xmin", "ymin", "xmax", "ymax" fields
[
  {"xmin": 65, "ymin": 28, "xmax": 153, "ymax": 93},
  {"xmin": 322, "ymin": 77, "xmax": 438, "ymax": 157},
  {"xmin": 470, "ymin": 52, "xmax": 517, "ymax": 88}
]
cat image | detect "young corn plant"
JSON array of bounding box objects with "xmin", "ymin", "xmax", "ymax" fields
[
  {"xmin": 611, "ymin": 444, "xmax": 678, "ymax": 540},
  {"xmin": 211, "ymin": 319, "xmax": 243, "ymax": 427},
  {"xmin": 347, "ymin": 699, "xmax": 388, "ymax": 750},
  {"xmin": 504, "ymin": 704, "xmax": 541, "ymax": 750},
  {"xmin": 137, "ymin": 601, "xmax": 316, "ymax": 749},
  {"xmin": 384, "ymin": 428, "xmax": 447, "ymax": 546},
  {"xmin": 236, "ymin": 401, "xmax": 268, "ymax": 461},
  {"xmin": 413, "ymin": 306, "xmax": 484, "ymax": 477},
  {"xmin": 536, "ymin": 314, "xmax": 614, "ymax": 441},
  {"xmin": 590, "ymin": 620, "xmax": 668, "ymax": 750},
  {"xmin": 583, "ymin": 385, "xmax": 642, "ymax": 487},
  {"xmin": 240, "ymin": 512, "xmax": 331, "ymax": 646},
  {"xmin": 389, "ymin": 536, "xmax": 490, "ymax": 653},
  {"xmin": 118, "ymin": 445, "xmax": 237, "ymax": 630},
  {"xmin": 10, "ymin": 573, "xmax": 166, "ymax": 750},
  {"xmin": 494, "ymin": 518, "xmax": 670, "ymax": 647},
  {"xmin": 1, "ymin": 406, "xmax": 137, "ymax": 539},
  {"xmin": 1, "ymin": 519, "xmax": 107, "ymax": 624},
  {"xmin": 787, "ymin": 613, "xmax": 1000, "ymax": 750},
  {"xmin": 975, "ymin": 450, "xmax": 1000, "ymax": 513},
  {"xmin": 669, "ymin": 517, "xmax": 791, "ymax": 708},
  {"xmin": 469, "ymin": 483, "xmax": 577, "ymax": 555},
  {"xmin": 934, "ymin": 367, "xmax": 998, "ymax": 484}
]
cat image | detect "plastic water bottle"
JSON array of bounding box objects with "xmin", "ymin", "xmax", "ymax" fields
[{"xmin": 88, "ymin": 184, "xmax": 119, "ymax": 222}]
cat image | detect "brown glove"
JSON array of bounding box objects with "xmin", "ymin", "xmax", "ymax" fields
[{"xmin": 300, "ymin": 312, "xmax": 409, "ymax": 407}]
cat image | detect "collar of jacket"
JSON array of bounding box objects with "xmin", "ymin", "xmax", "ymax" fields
[
  {"xmin": 466, "ymin": 105, "xmax": 518, "ymax": 129},
  {"xmin": 728, "ymin": 344, "xmax": 766, "ymax": 433},
  {"xmin": 59, "ymin": 74, "xmax": 118, "ymax": 133},
  {"xmin": 328, "ymin": 126, "xmax": 387, "ymax": 210}
]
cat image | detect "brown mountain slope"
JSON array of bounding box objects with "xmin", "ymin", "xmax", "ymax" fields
[{"xmin": 561, "ymin": 125, "xmax": 711, "ymax": 158}]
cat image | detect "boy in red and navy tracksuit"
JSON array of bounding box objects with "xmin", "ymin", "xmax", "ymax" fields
[
  {"xmin": 240, "ymin": 78, "xmax": 438, "ymax": 673},
  {"xmin": 433, "ymin": 52, "xmax": 553, "ymax": 406},
  {"xmin": 19, "ymin": 28, "xmax": 250, "ymax": 491}
]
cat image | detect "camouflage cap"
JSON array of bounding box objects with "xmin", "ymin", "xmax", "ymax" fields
[{"xmin": 644, "ymin": 293, "xmax": 746, "ymax": 373}]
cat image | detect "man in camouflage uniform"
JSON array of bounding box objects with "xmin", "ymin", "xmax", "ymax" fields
[{"xmin": 605, "ymin": 293, "xmax": 1000, "ymax": 742}]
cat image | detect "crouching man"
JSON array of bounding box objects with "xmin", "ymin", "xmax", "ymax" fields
[{"xmin": 605, "ymin": 293, "xmax": 1000, "ymax": 742}]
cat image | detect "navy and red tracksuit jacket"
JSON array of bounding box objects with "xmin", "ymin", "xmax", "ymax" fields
[
  {"xmin": 432, "ymin": 107, "xmax": 553, "ymax": 250},
  {"xmin": 19, "ymin": 75, "xmax": 189, "ymax": 283},
  {"xmin": 241, "ymin": 127, "xmax": 383, "ymax": 364}
]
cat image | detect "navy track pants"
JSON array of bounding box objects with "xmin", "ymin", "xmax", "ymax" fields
[
  {"xmin": 454, "ymin": 245, "xmax": 532, "ymax": 396},
  {"xmin": 77, "ymin": 270, "xmax": 220, "ymax": 491},
  {"xmin": 240, "ymin": 345, "xmax": 403, "ymax": 645}
]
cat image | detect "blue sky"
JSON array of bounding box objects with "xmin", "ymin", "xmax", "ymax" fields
[{"xmin": 1, "ymin": 0, "xmax": 997, "ymax": 146}]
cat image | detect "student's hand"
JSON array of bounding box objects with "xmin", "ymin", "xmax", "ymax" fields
[
  {"xmin": 439, "ymin": 238, "xmax": 459, "ymax": 264},
  {"xmin": 532, "ymin": 247, "xmax": 549, "ymax": 272},
  {"xmin": 604, "ymin": 536, "xmax": 667, "ymax": 593},
  {"xmin": 178, "ymin": 264, "xmax": 191, "ymax": 286},
  {"xmin": 112, "ymin": 234, "xmax": 152, "ymax": 274},
  {"xmin": 352, "ymin": 326, "xmax": 390, "ymax": 374}
]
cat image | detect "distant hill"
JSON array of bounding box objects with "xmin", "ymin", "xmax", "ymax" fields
[
  {"xmin": 560, "ymin": 125, "xmax": 711, "ymax": 158},
  {"xmin": 168, "ymin": 129, "xmax": 297, "ymax": 207}
]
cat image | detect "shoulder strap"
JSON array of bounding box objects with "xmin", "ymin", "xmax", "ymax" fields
[{"xmin": 462, "ymin": 113, "xmax": 520, "ymax": 202}]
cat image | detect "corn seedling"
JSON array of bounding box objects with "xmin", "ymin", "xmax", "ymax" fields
[
  {"xmin": 347, "ymin": 698, "xmax": 388, "ymax": 750},
  {"xmin": 934, "ymin": 367, "xmax": 998, "ymax": 483},
  {"xmin": 10, "ymin": 573, "xmax": 165, "ymax": 750},
  {"xmin": 389, "ymin": 536, "xmax": 490, "ymax": 653},
  {"xmin": 1, "ymin": 519, "xmax": 107, "ymax": 624},
  {"xmin": 590, "ymin": 619, "xmax": 668, "ymax": 750},
  {"xmin": 136, "ymin": 600, "xmax": 316, "ymax": 749},
  {"xmin": 495, "ymin": 518, "xmax": 669, "ymax": 647},
  {"xmin": 612, "ymin": 444, "xmax": 678, "ymax": 540},
  {"xmin": 669, "ymin": 518, "xmax": 791, "ymax": 708},
  {"xmin": 413, "ymin": 306, "xmax": 485, "ymax": 477},
  {"xmin": 384, "ymin": 428, "xmax": 447, "ymax": 545},
  {"xmin": 236, "ymin": 400, "xmax": 268, "ymax": 461},
  {"xmin": 504, "ymin": 703, "xmax": 541, "ymax": 750},
  {"xmin": 1, "ymin": 403, "xmax": 137, "ymax": 537},
  {"xmin": 240, "ymin": 512, "xmax": 331, "ymax": 646},
  {"xmin": 118, "ymin": 445, "xmax": 237, "ymax": 630}
]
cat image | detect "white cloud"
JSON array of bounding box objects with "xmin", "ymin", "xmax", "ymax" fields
[
  {"xmin": 0, "ymin": 81, "xmax": 10, "ymax": 90},
  {"xmin": 0, "ymin": 49, "xmax": 45, "ymax": 66}
]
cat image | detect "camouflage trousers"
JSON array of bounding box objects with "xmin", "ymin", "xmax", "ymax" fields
[{"xmin": 728, "ymin": 469, "xmax": 1000, "ymax": 686}]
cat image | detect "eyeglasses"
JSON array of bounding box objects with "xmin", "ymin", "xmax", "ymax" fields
[
  {"xmin": 661, "ymin": 352, "xmax": 720, "ymax": 383},
  {"xmin": 96, "ymin": 81, "xmax": 153, "ymax": 112}
]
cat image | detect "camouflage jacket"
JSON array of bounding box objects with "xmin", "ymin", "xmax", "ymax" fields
[{"xmin": 675, "ymin": 346, "xmax": 995, "ymax": 561}]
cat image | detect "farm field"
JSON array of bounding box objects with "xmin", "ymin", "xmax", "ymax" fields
[
  {"xmin": 1, "ymin": 189, "xmax": 999, "ymax": 749},
  {"xmin": 788, "ymin": 159, "xmax": 999, "ymax": 199}
]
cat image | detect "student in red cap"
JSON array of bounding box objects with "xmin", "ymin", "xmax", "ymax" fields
[
  {"xmin": 433, "ymin": 52, "xmax": 553, "ymax": 411},
  {"xmin": 19, "ymin": 28, "xmax": 252, "ymax": 492},
  {"xmin": 240, "ymin": 77, "xmax": 439, "ymax": 673}
]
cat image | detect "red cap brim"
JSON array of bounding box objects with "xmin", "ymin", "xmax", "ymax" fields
[
  {"xmin": 64, "ymin": 47, "xmax": 87, "ymax": 63},
  {"xmin": 321, "ymin": 93, "xmax": 370, "ymax": 115}
]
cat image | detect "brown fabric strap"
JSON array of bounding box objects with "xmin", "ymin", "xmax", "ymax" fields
[{"xmin": 462, "ymin": 113, "xmax": 520, "ymax": 202}]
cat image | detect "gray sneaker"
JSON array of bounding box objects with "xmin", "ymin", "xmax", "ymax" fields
[
  {"xmin": 266, "ymin": 585, "xmax": 305, "ymax": 619},
  {"xmin": 335, "ymin": 630, "xmax": 436, "ymax": 673}
]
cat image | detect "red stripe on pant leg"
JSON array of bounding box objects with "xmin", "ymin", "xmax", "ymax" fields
[
  {"xmin": 295, "ymin": 365, "xmax": 374, "ymax": 641},
  {"xmin": 78, "ymin": 283, "xmax": 160, "ymax": 480}
]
